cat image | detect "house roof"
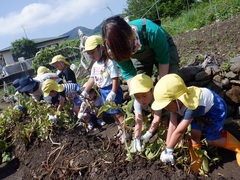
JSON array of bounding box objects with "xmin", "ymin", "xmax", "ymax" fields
[{"xmin": 0, "ymin": 35, "xmax": 69, "ymax": 52}]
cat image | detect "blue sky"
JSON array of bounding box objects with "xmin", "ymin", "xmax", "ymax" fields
[{"xmin": 0, "ymin": 0, "xmax": 127, "ymax": 50}]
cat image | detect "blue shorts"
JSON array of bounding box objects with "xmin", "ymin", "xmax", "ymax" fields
[
  {"xmin": 191, "ymin": 91, "xmax": 227, "ymax": 141},
  {"xmin": 100, "ymin": 84, "xmax": 123, "ymax": 115},
  {"xmin": 73, "ymin": 96, "xmax": 82, "ymax": 107}
]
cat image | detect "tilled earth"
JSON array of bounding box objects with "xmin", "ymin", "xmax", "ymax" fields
[
  {"xmin": 1, "ymin": 116, "xmax": 240, "ymax": 180},
  {"xmin": 1, "ymin": 14, "xmax": 240, "ymax": 180}
]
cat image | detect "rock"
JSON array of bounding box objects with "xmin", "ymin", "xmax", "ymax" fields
[
  {"xmin": 178, "ymin": 66, "xmax": 202, "ymax": 83},
  {"xmin": 222, "ymin": 78, "xmax": 231, "ymax": 89},
  {"xmin": 230, "ymin": 80, "xmax": 240, "ymax": 85},
  {"xmin": 225, "ymin": 71, "xmax": 238, "ymax": 79},
  {"xmin": 211, "ymin": 65, "xmax": 221, "ymax": 75},
  {"xmin": 195, "ymin": 67, "xmax": 212, "ymax": 81},
  {"xmin": 225, "ymin": 85, "xmax": 240, "ymax": 104},
  {"xmin": 230, "ymin": 56, "xmax": 240, "ymax": 73}
]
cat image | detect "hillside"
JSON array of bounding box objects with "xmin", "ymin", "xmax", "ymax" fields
[{"xmin": 174, "ymin": 14, "xmax": 240, "ymax": 65}]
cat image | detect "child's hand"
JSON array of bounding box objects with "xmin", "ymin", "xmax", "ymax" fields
[
  {"xmin": 133, "ymin": 138, "xmax": 143, "ymax": 152},
  {"xmin": 81, "ymin": 91, "xmax": 88, "ymax": 98},
  {"xmin": 80, "ymin": 102, "xmax": 87, "ymax": 112},
  {"xmin": 160, "ymin": 147, "xmax": 174, "ymax": 165},
  {"xmin": 106, "ymin": 91, "xmax": 116, "ymax": 102},
  {"xmin": 78, "ymin": 112, "xmax": 85, "ymax": 120},
  {"xmin": 140, "ymin": 130, "xmax": 152, "ymax": 143}
]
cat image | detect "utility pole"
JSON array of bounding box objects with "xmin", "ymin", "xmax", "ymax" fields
[
  {"xmin": 106, "ymin": 6, "xmax": 113, "ymax": 16},
  {"xmin": 22, "ymin": 25, "xmax": 28, "ymax": 38}
]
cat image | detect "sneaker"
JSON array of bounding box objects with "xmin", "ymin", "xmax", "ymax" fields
[
  {"xmin": 119, "ymin": 131, "xmax": 131, "ymax": 144},
  {"xmin": 97, "ymin": 119, "xmax": 106, "ymax": 126},
  {"xmin": 75, "ymin": 122, "xmax": 83, "ymax": 130},
  {"xmin": 87, "ymin": 122, "xmax": 94, "ymax": 131}
]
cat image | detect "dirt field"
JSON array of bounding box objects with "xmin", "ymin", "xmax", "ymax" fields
[{"xmin": 1, "ymin": 14, "xmax": 240, "ymax": 180}]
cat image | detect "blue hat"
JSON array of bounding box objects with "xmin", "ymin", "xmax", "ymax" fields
[
  {"xmin": 12, "ymin": 79, "xmax": 20, "ymax": 89},
  {"xmin": 18, "ymin": 75, "xmax": 37, "ymax": 92}
]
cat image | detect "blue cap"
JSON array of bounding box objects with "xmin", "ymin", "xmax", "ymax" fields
[
  {"xmin": 18, "ymin": 75, "xmax": 37, "ymax": 92},
  {"xmin": 12, "ymin": 79, "xmax": 20, "ymax": 89}
]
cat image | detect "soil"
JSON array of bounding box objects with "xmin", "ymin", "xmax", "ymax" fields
[{"xmin": 1, "ymin": 15, "xmax": 240, "ymax": 180}]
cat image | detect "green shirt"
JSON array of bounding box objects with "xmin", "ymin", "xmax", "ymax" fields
[{"xmin": 117, "ymin": 19, "xmax": 170, "ymax": 80}]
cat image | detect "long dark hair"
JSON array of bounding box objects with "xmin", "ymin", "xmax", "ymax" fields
[
  {"xmin": 102, "ymin": 15, "xmax": 132, "ymax": 62},
  {"xmin": 96, "ymin": 45, "xmax": 108, "ymax": 67}
]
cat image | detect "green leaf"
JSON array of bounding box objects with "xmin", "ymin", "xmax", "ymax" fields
[{"xmin": 123, "ymin": 116, "xmax": 135, "ymax": 125}]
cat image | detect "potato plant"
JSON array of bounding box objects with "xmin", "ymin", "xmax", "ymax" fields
[
  {"xmin": 0, "ymin": 94, "xmax": 74, "ymax": 163},
  {"xmin": 97, "ymin": 99, "xmax": 221, "ymax": 175}
]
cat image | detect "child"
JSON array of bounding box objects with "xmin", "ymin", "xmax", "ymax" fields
[
  {"xmin": 80, "ymin": 35, "xmax": 126, "ymax": 143},
  {"xmin": 49, "ymin": 55, "xmax": 77, "ymax": 83},
  {"xmin": 41, "ymin": 79, "xmax": 82, "ymax": 119},
  {"xmin": 17, "ymin": 75, "xmax": 51, "ymax": 103},
  {"xmin": 151, "ymin": 74, "xmax": 240, "ymax": 167},
  {"xmin": 129, "ymin": 74, "xmax": 162, "ymax": 152},
  {"xmin": 35, "ymin": 66, "xmax": 62, "ymax": 84},
  {"xmin": 78, "ymin": 88, "xmax": 106, "ymax": 131}
]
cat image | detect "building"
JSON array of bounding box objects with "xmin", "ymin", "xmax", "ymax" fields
[{"xmin": 0, "ymin": 35, "xmax": 68, "ymax": 85}]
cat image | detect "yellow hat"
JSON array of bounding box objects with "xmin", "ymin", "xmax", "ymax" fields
[
  {"xmin": 129, "ymin": 74, "xmax": 153, "ymax": 95},
  {"xmin": 49, "ymin": 55, "xmax": 70, "ymax": 66},
  {"xmin": 42, "ymin": 79, "xmax": 64, "ymax": 97},
  {"xmin": 84, "ymin": 35, "xmax": 103, "ymax": 51},
  {"xmin": 37, "ymin": 66, "xmax": 51, "ymax": 75},
  {"xmin": 151, "ymin": 74, "xmax": 201, "ymax": 111}
]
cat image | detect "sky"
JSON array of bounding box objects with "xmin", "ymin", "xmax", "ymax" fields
[{"xmin": 0, "ymin": 0, "xmax": 127, "ymax": 50}]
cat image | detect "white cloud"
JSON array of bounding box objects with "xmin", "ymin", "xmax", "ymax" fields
[{"xmin": 0, "ymin": 0, "xmax": 103, "ymax": 35}]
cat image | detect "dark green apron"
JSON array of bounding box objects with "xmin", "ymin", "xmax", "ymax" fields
[{"xmin": 130, "ymin": 20, "xmax": 180, "ymax": 77}]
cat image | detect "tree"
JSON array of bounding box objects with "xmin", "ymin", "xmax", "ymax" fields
[
  {"xmin": 11, "ymin": 38, "xmax": 38, "ymax": 61},
  {"xmin": 124, "ymin": 0, "xmax": 196, "ymax": 21},
  {"xmin": 32, "ymin": 39, "xmax": 81, "ymax": 72}
]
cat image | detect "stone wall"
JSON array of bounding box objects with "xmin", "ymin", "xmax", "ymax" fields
[{"xmin": 178, "ymin": 54, "xmax": 240, "ymax": 118}]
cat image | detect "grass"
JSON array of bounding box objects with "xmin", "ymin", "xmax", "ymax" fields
[{"xmin": 162, "ymin": 0, "xmax": 240, "ymax": 36}]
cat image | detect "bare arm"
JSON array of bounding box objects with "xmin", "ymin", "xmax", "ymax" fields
[
  {"xmin": 84, "ymin": 77, "xmax": 95, "ymax": 92},
  {"xmin": 148, "ymin": 110, "xmax": 162, "ymax": 133},
  {"xmin": 158, "ymin": 64, "xmax": 169, "ymax": 79},
  {"xmin": 126, "ymin": 78, "xmax": 133, "ymax": 92},
  {"xmin": 166, "ymin": 112, "xmax": 178, "ymax": 145},
  {"xmin": 111, "ymin": 77, "xmax": 118, "ymax": 93},
  {"xmin": 57, "ymin": 97, "xmax": 65, "ymax": 111},
  {"xmin": 134, "ymin": 112, "xmax": 143, "ymax": 138},
  {"xmin": 167, "ymin": 115, "xmax": 193, "ymax": 148}
]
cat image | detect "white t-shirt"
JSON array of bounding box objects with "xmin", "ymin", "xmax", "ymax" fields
[
  {"xmin": 90, "ymin": 60, "xmax": 119, "ymax": 88},
  {"xmin": 34, "ymin": 73, "xmax": 62, "ymax": 83}
]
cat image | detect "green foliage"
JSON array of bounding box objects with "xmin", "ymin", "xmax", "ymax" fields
[
  {"xmin": 221, "ymin": 61, "xmax": 231, "ymax": 72},
  {"xmin": 0, "ymin": 94, "xmax": 75, "ymax": 163},
  {"xmin": 32, "ymin": 39, "xmax": 81, "ymax": 72},
  {"xmin": 32, "ymin": 46, "xmax": 56, "ymax": 71},
  {"xmin": 11, "ymin": 38, "xmax": 38, "ymax": 59},
  {"xmin": 125, "ymin": 0, "xmax": 240, "ymax": 38},
  {"xmin": 125, "ymin": 0, "xmax": 195, "ymax": 21},
  {"xmin": 163, "ymin": 0, "xmax": 240, "ymax": 36}
]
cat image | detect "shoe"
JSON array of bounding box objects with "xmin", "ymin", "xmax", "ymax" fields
[
  {"xmin": 75, "ymin": 122, "xmax": 83, "ymax": 130},
  {"xmin": 116, "ymin": 127, "xmax": 123, "ymax": 137},
  {"xmin": 97, "ymin": 119, "xmax": 106, "ymax": 126},
  {"xmin": 87, "ymin": 122, "xmax": 94, "ymax": 131},
  {"xmin": 119, "ymin": 131, "xmax": 131, "ymax": 144}
]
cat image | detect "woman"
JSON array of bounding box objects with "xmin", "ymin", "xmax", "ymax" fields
[{"xmin": 101, "ymin": 15, "xmax": 180, "ymax": 87}]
